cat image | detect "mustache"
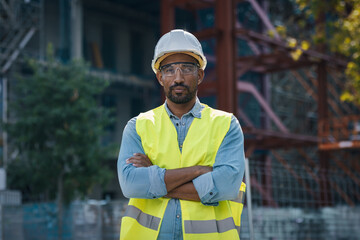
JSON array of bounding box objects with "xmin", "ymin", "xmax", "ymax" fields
[{"xmin": 169, "ymin": 83, "xmax": 190, "ymax": 91}]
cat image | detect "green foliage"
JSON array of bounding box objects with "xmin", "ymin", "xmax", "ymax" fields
[
  {"xmin": 6, "ymin": 47, "xmax": 115, "ymax": 203},
  {"xmin": 287, "ymin": 0, "xmax": 360, "ymax": 104},
  {"xmin": 329, "ymin": 2, "xmax": 360, "ymax": 105}
]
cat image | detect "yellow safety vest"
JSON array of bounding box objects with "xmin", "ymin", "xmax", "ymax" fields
[{"xmin": 120, "ymin": 104, "xmax": 246, "ymax": 240}]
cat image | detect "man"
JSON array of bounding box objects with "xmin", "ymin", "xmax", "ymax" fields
[{"xmin": 118, "ymin": 29, "xmax": 245, "ymax": 240}]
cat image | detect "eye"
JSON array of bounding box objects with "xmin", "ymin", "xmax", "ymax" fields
[
  {"xmin": 182, "ymin": 64, "xmax": 195, "ymax": 73},
  {"xmin": 164, "ymin": 66, "xmax": 175, "ymax": 74}
]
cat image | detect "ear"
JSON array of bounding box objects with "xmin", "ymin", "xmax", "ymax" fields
[
  {"xmin": 197, "ymin": 69, "xmax": 205, "ymax": 85},
  {"xmin": 156, "ymin": 71, "xmax": 164, "ymax": 86}
]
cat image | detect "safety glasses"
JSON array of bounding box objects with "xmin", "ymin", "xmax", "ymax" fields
[{"xmin": 159, "ymin": 62, "xmax": 199, "ymax": 77}]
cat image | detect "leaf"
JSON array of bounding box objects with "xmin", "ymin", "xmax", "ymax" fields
[
  {"xmin": 301, "ymin": 40, "xmax": 310, "ymax": 50},
  {"xmin": 340, "ymin": 91, "xmax": 354, "ymax": 102},
  {"xmin": 290, "ymin": 48, "xmax": 303, "ymax": 61},
  {"xmin": 287, "ymin": 38, "xmax": 298, "ymax": 48},
  {"xmin": 276, "ymin": 25, "xmax": 287, "ymax": 38},
  {"xmin": 268, "ymin": 29, "xmax": 275, "ymax": 38}
]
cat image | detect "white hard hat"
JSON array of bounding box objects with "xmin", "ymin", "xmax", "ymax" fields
[{"xmin": 151, "ymin": 29, "xmax": 207, "ymax": 73}]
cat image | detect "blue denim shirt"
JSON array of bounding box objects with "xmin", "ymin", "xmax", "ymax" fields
[{"xmin": 117, "ymin": 98, "xmax": 245, "ymax": 240}]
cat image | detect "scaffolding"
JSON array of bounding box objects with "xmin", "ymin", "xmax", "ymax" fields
[
  {"xmin": 160, "ymin": 0, "xmax": 360, "ymax": 239},
  {"xmin": 0, "ymin": 0, "xmax": 41, "ymax": 74}
]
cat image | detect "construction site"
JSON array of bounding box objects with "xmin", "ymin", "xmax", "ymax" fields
[{"xmin": 1, "ymin": 0, "xmax": 360, "ymax": 239}]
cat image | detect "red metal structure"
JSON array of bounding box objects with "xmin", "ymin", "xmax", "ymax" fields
[
  {"xmin": 160, "ymin": 0, "xmax": 360, "ymax": 209},
  {"xmin": 160, "ymin": 0, "xmax": 351, "ymax": 149}
]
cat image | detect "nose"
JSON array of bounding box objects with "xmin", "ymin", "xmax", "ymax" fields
[{"xmin": 173, "ymin": 68, "xmax": 184, "ymax": 84}]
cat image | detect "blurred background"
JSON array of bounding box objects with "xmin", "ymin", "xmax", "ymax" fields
[{"xmin": 0, "ymin": 0, "xmax": 360, "ymax": 239}]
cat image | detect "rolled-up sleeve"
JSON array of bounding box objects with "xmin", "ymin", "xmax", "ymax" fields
[
  {"xmin": 193, "ymin": 116, "xmax": 245, "ymax": 205},
  {"xmin": 117, "ymin": 117, "xmax": 167, "ymax": 199}
]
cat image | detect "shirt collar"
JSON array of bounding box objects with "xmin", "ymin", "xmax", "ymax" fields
[{"xmin": 164, "ymin": 97, "xmax": 203, "ymax": 119}]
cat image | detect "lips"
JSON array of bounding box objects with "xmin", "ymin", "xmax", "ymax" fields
[
  {"xmin": 173, "ymin": 87, "xmax": 186, "ymax": 93},
  {"xmin": 170, "ymin": 85, "xmax": 189, "ymax": 94},
  {"xmin": 170, "ymin": 84, "xmax": 188, "ymax": 90}
]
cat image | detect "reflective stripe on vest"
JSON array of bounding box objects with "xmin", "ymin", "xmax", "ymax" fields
[
  {"xmin": 230, "ymin": 182, "xmax": 246, "ymax": 236},
  {"xmin": 184, "ymin": 217, "xmax": 237, "ymax": 234},
  {"xmin": 124, "ymin": 205, "xmax": 161, "ymax": 231}
]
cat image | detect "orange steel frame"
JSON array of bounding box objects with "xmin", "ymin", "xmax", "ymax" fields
[
  {"xmin": 160, "ymin": 0, "xmax": 359, "ymax": 206},
  {"xmin": 160, "ymin": 0, "xmax": 350, "ymax": 148}
]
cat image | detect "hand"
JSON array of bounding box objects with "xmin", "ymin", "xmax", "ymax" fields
[{"xmin": 126, "ymin": 153, "xmax": 153, "ymax": 168}]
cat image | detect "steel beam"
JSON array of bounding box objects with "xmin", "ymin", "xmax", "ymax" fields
[
  {"xmin": 215, "ymin": 0, "xmax": 236, "ymax": 113},
  {"xmin": 317, "ymin": 61, "xmax": 328, "ymax": 132},
  {"xmin": 237, "ymin": 107, "xmax": 255, "ymax": 128},
  {"xmin": 161, "ymin": 0, "xmax": 175, "ymax": 34},
  {"xmin": 244, "ymin": 128, "xmax": 318, "ymax": 149},
  {"xmin": 246, "ymin": 0, "xmax": 280, "ymax": 40},
  {"xmin": 1, "ymin": 27, "xmax": 36, "ymax": 74},
  {"xmin": 237, "ymin": 81, "xmax": 289, "ymax": 133},
  {"xmin": 319, "ymin": 141, "xmax": 360, "ymax": 151},
  {"xmin": 333, "ymin": 157, "xmax": 360, "ymax": 186},
  {"xmin": 173, "ymin": 0, "xmax": 214, "ymax": 9},
  {"xmin": 291, "ymin": 70, "xmax": 318, "ymax": 101},
  {"xmin": 236, "ymin": 28, "xmax": 347, "ymax": 69},
  {"xmin": 70, "ymin": 0, "xmax": 83, "ymax": 59},
  {"xmin": 330, "ymin": 180, "xmax": 355, "ymax": 206},
  {"xmin": 194, "ymin": 28, "xmax": 218, "ymax": 40},
  {"xmin": 317, "ymin": 55, "xmax": 332, "ymax": 205},
  {"xmin": 0, "ymin": 0, "xmax": 15, "ymax": 23}
]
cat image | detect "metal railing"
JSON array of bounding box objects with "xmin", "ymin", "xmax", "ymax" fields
[{"xmin": 241, "ymin": 154, "xmax": 360, "ymax": 240}]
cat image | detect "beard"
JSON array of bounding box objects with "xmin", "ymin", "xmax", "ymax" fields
[{"xmin": 167, "ymin": 83, "xmax": 197, "ymax": 104}]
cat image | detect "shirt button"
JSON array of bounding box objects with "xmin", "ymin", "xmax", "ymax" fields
[
  {"xmin": 209, "ymin": 192, "xmax": 213, "ymax": 195},
  {"xmin": 176, "ymin": 123, "xmax": 179, "ymax": 126},
  {"xmin": 182, "ymin": 123, "xmax": 185, "ymax": 126},
  {"xmin": 179, "ymin": 144, "xmax": 183, "ymax": 148},
  {"xmin": 176, "ymin": 215, "xmax": 180, "ymax": 218}
]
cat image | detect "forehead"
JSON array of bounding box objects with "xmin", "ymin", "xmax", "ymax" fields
[{"xmin": 160, "ymin": 53, "xmax": 197, "ymax": 67}]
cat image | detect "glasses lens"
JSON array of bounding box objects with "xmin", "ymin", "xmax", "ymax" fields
[
  {"xmin": 162, "ymin": 65, "xmax": 176, "ymax": 76},
  {"xmin": 181, "ymin": 64, "xmax": 196, "ymax": 74},
  {"xmin": 160, "ymin": 62, "xmax": 198, "ymax": 77}
]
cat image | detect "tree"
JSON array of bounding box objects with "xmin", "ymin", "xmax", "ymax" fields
[
  {"xmin": 6, "ymin": 47, "xmax": 115, "ymax": 239},
  {"xmin": 293, "ymin": 0, "xmax": 360, "ymax": 105}
]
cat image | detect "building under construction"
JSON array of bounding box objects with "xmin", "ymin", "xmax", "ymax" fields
[{"xmin": 1, "ymin": 0, "xmax": 360, "ymax": 239}]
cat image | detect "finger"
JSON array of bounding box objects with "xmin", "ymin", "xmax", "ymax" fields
[
  {"xmin": 126, "ymin": 158, "xmax": 149, "ymax": 166},
  {"xmin": 126, "ymin": 158, "xmax": 140, "ymax": 164},
  {"xmin": 133, "ymin": 153, "xmax": 151, "ymax": 161},
  {"xmin": 133, "ymin": 153, "xmax": 146, "ymax": 157},
  {"xmin": 126, "ymin": 158, "xmax": 137, "ymax": 164},
  {"xmin": 127, "ymin": 157, "xmax": 147, "ymax": 164},
  {"xmin": 133, "ymin": 163, "xmax": 145, "ymax": 167},
  {"xmin": 130, "ymin": 155, "xmax": 146, "ymax": 161},
  {"xmin": 130, "ymin": 155, "xmax": 152, "ymax": 164}
]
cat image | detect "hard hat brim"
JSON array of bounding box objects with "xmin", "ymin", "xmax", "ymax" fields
[{"xmin": 152, "ymin": 51, "xmax": 206, "ymax": 73}]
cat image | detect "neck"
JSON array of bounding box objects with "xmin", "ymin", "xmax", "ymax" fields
[{"xmin": 166, "ymin": 98, "xmax": 196, "ymax": 119}]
